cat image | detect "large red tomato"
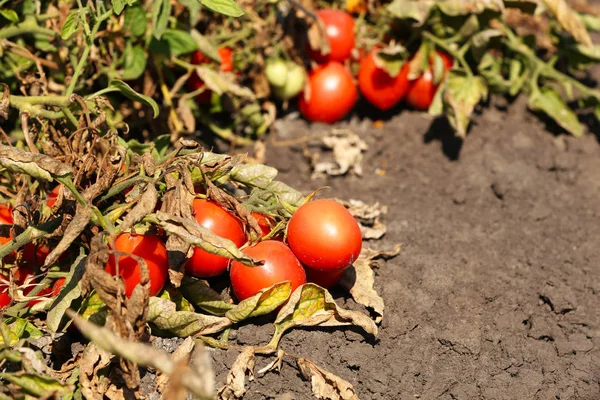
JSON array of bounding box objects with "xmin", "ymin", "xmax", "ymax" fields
[
  {"xmin": 187, "ymin": 47, "xmax": 234, "ymax": 104},
  {"xmin": 299, "ymin": 62, "xmax": 357, "ymax": 124},
  {"xmin": 105, "ymin": 233, "xmax": 168, "ymax": 297},
  {"xmin": 287, "ymin": 199, "xmax": 362, "ymax": 271},
  {"xmin": 185, "ymin": 199, "xmax": 246, "ymax": 278},
  {"xmin": 405, "ymin": 51, "xmax": 453, "ymax": 110},
  {"xmin": 229, "ymin": 240, "xmax": 306, "ymax": 301},
  {"xmin": 358, "ymin": 50, "xmax": 410, "ymax": 111},
  {"xmin": 308, "ymin": 9, "xmax": 355, "ymax": 63},
  {"xmin": 304, "ymin": 266, "xmax": 345, "ymax": 289}
]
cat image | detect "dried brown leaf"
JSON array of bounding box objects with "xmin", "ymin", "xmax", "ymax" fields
[
  {"xmin": 0, "ymin": 84, "xmax": 9, "ymax": 119},
  {"xmin": 257, "ymin": 349, "xmax": 285, "ymax": 377},
  {"xmin": 335, "ymin": 199, "xmax": 388, "ymax": 240},
  {"xmin": 0, "ymin": 144, "xmax": 72, "ymax": 181},
  {"xmin": 43, "ymin": 204, "xmax": 91, "ymax": 268},
  {"xmin": 311, "ymin": 130, "xmax": 368, "ymax": 179},
  {"xmin": 217, "ymin": 347, "xmax": 255, "ymax": 400},
  {"xmin": 542, "ymin": 0, "xmax": 592, "ymax": 46},
  {"xmin": 297, "ymin": 358, "xmax": 358, "ymax": 400},
  {"xmin": 120, "ymin": 183, "xmax": 158, "ymax": 232}
]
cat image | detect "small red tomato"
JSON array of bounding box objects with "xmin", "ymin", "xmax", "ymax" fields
[
  {"xmin": 299, "ymin": 62, "xmax": 357, "ymax": 124},
  {"xmin": 51, "ymin": 277, "xmax": 66, "ymax": 297},
  {"xmin": 230, "ymin": 240, "xmax": 306, "ymax": 301},
  {"xmin": 287, "ymin": 199, "xmax": 362, "ymax": 271},
  {"xmin": 47, "ymin": 185, "xmax": 61, "ymax": 208},
  {"xmin": 251, "ymin": 212, "xmax": 275, "ymax": 238},
  {"xmin": 185, "ymin": 199, "xmax": 246, "ymax": 278},
  {"xmin": 358, "ymin": 50, "xmax": 410, "ymax": 111},
  {"xmin": 0, "ymin": 204, "xmax": 13, "ymax": 225},
  {"xmin": 308, "ymin": 9, "xmax": 355, "ymax": 63},
  {"xmin": 105, "ymin": 233, "xmax": 168, "ymax": 297},
  {"xmin": 187, "ymin": 47, "xmax": 234, "ymax": 104},
  {"xmin": 304, "ymin": 266, "xmax": 345, "ymax": 289},
  {"xmin": 0, "ymin": 273, "xmax": 10, "ymax": 308},
  {"xmin": 405, "ymin": 51, "xmax": 453, "ymax": 111}
]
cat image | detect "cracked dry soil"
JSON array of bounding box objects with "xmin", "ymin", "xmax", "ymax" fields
[{"xmin": 202, "ymin": 92, "xmax": 600, "ymax": 400}]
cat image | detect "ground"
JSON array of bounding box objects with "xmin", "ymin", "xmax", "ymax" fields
[{"xmin": 198, "ymin": 89, "xmax": 600, "ymax": 400}]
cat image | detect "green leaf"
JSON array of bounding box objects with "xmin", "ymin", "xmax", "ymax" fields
[
  {"xmin": 386, "ymin": 0, "xmax": 433, "ymax": 24},
  {"xmin": 200, "ymin": 0, "xmax": 244, "ymax": 17},
  {"xmin": 230, "ymin": 163, "xmax": 278, "ymax": 189},
  {"xmin": 594, "ymin": 103, "xmax": 600, "ymax": 122},
  {"xmin": 47, "ymin": 253, "xmax": 86, "ymax": 335},
  {"xmin": 457, "ymin": 13, "xmax": 480, "ymax": 39},
  {"xmin": 580, "ymin": 13, "xmax": 600, "ymax": 32},
  {"xmin": 373, "ymin": 45, "xmax": 408, "ymax": 78},
  {"xmin": 124, "ymin": 5, "xmax": 146, "ymax": 37},
  {"xmin": 541, "ymin": 0, "xmax": 592, "ymax": 46},
  {"xmin": 508, "ymin": 59, "xmax": 526, "ymax": 96},
  {"xmin": 180, "ymin": 0, "xmax": 201, "ymax": 24},
  {"xmin": 0, "ymin": 317, "xmax": 43, "ymax": 346},
  {"xmin": 148, "ymin": 29, "xmax": 198, "ymax": 56},
  {"xmin": 528, "ymin": 88, "xmax": 584, "ymax": 137},
  {"xmin": 121, "ymin": 45, "xmax": 147, "ymax": 80},
  {"xmin": 0, "ymin": 9, "xmax": 19, "ymax": 22},
  {"xmin": 190, "ymin": 29, "xmax": 221, "ymax": 63},
  {"xmin": 101, "ymin": 80, "xmax": 159, "ymax": 118},
  {"xmin": 61, "ymin": 11, "xmax": 79, "ymax": 40},
  {"xmin": 0, "ymin": 373, "xmax": 68, "ymax": 397},
  {"xmin": 443, "ymin": 70, "xmax": 488, "ymax": 137},
  {"xmin": 179, "ymin": 276, "xmax": 234, "ymax": 315},
  {"xmin": 226, "ymin": 282, "xmax": 292, "ymax": 323},
  {"xmin": 470, "ymin": 29, "xmax": 503, "ymax": 61},
  {"xmin": 436, "ymin": 0, "xmax": 503, "ymax": 16},
  {"xmin": 79, "ymin": 292, "xmax": 108, "ymax": 327},
  {"xmin": 112, "ymin": 0, "xmax": 125, "ymax": 15},
  {"xmin": 151, "ymin": 0, "xmax": 171, "ymax": 39},
  {"xmin": 147, "ymin": 296, "xmax": 231, "ymax": 336}
]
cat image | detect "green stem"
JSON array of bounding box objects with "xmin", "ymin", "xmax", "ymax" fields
[
  {"xmin": 0, "ymin": 219, "xmax": 62, "ymax": 260},
  {"xmin": 422, "ymin": 32, "xmax": 473, "ymax": 76},
  {"xmin": 0, "ymin": 24, "xmax": 56, "ymax": 40}
]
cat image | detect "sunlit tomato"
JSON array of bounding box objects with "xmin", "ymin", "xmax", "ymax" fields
[
  {"xmin": 405, "ymin": 51, "xmax": 453, "ymax": 111},
  {"xmin": 308, "ymin": 9, "xmax": 355, "ymax": 63},
  {"xmin": 47, "ymin": 185, "xmax": 61, "ymax": 208},
  {"xmin": 358, "ymin": 50, "xmax": 410, "ymax": 111},
  {"xmin": 51, "ymin": 277, "xmax": 66, "ymax": 296},
  {"xmin": 299, "ymin": 62, "xmax": 357, "ymax": 124},
  {"xmin": 187, "ymin": 47, "xmax": 234, "ymax": 104},
  {"xmin": 229, "ymin": 240, "xmax": 306, "ymax": 301},
  {"xmin": 287, "ymin": 199, "xmax": 362, "ymax": 271},
  {"xmin": 185, "ymin": 199, "xmax": 246, "ymax": 278},
  {"xmin": 304, "ymin": 266, "xmax": 345, "ymax": 289},
  {"xmin": 0, "ymin": 204, "xmax": 13, "ymax": 224},
  {"xmin": 105, "ymin": 233, "xmax": 168, "ymax": 298},
  {"xmin": 251, "ymin": 212, "xmax": 275, "ymax": 238}
]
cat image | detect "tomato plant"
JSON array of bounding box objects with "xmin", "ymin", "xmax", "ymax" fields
[
  {"xmin": 287, "ymin": 199, "xmax": 362, "ymax": 271},
  {"xmin": 105, "ymin": 233, "xmax": 168, "ymax": 298},
  {"xmin": 308, "ymin": 9, "xmax": 355, "ymax": 63},
  {"xmin": 304, "ymin": 266, "xmax": 345, "ymax": 289},
  {"xmin": 229, "ymin": 240, "xmax": 306, "ymax": 301},
  {"xmin": 299, "ymin": 62, "xmax": 357, "ymax": 124},
  {"xmin": 187, "ymin": 47, "xmax": 235, "ymax": 104},
  {"xmin": 358, "ymin": 49, "xmax": 411, "ymax": 111},
  {"xmin": 185, "ymin": 199, "xmax": 246, "ymax": 278},
  {"xmin": 404, "ymin": 51, "xmax": 453, "ymax": 111}
]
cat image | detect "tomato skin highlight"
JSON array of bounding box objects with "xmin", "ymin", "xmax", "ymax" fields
[
  {"xmin": 309, "ymin": 9, "xmax": 355, "ymax": 63},
  {"xmin": 405, "ymin": 51, "xmax": 453, "ymax": 111},
  {"xmin": 299, "ymin": 62, "xmax": 357, "ymax": 124},
  {"xmin": 230, "ymin": 240, "xmax": 306, "ymax": 301},
  {"xmin": 187, "ymin": 47, "xmax": 234, "ymax": 104},
  {"xmin": 304, "ymin": 266, "xmax": 345, "ymax": 289},
  {"xmin": 287, "ymin": 199, "xmax": 362, "ymax": 271},
  {"xmin": 185, "ymin": 199, "xmax": 246, "ymax": 278},
  {"xmin": 358, "ymin": 50, "xmax": 410, "ymax": 111},
  {"xmin": 105, "ymin": 233, "xmax": 168, "ymax": 298}
]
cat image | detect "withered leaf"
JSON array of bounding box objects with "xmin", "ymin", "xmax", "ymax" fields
[
  {"xmin": 43, "ymin": 205, "xmax": 91, "ymax": 268},
  {"xmin": 335, "ymin": 199, "xmax": 388, "ymax": 240},
  {"xmin": 542, "ymin": 0, "xmax": 592, "ymax": 46},
  {"xmin": 229, "ymin": 163, "xmax": 278, "ymax": 189},
  {"xmin": 226, "ymin": 282, "xmax": 292, "ymax": 323},
  {"xmin": 179, "ymin": 276, "xmax": 234, "ymax": 315},
  {"xmin": 312, "ymin": 130, "xmax": 368, "ymax": 179},
  {"xmin": 297, "ymin": 358, "xmax": 359, "ymax": 400},
  {"xmin": 0, "ymin": 144, "xmax": 72, "ymax": 182},
  {"xmin": 195, "ymin": 66, "xmax": 255, "ymax": 99},
  {"xmin": 157, "ymin": 336, "xmax": 195, "ymax": 395},
  {"xmin": 120, "ymin": 183, "xmax": 158, "ymax": 232},
  {"xmin": 257, "ymin": 349, "xmax": 285, "ymax": 377},
  {"xmin": 78, "ymin": 343, "xmax": 113, "ymax": 400},
  {"xmin": 0, "ymin": 372, "xmax": 70, "ymax": 397},
  {"xmin": 0, "ymin": 83, "xmax": 9, "ymax": 119},
  {"xmin": 217, "ymin": 347, "xmax": 255, "ymax": 400}
]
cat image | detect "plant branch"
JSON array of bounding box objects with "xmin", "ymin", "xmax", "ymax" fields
[{"xmin": 422, "ymin": 32, "xmax": 473, "ymax": 76}]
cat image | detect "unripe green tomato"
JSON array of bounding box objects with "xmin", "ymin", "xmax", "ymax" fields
[
  {"xmin": 272, "ymin": 62, "xmax": 305, "ymax": 100},
  {"xmin": 265, "ymin": 58, "xmax": 289, "ymax": 88}
]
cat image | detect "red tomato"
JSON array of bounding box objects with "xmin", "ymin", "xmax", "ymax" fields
[
  {"xmin": 47, "ymin": 185, "xmax": 61, "ymax": 208},
  {"xmin": 185, "ymin": 199, "xmax": 246, "ymax": 278},
  {"xmin": 299, "ymin": 62, "xmax": 357, "ymax": 124},
  {"xmin": 304, "ymin": 266, "xmax": 345, "ymax": 289},
  {"xmin": 308, "ymin": 9, "xmax": 355, "ymax": 63},
  {"xmin": 287, "ymin": 199, "xmax": 362, "ymax": 271},
  {"xmin": 0, "ymin": 273, "xmax": 10, "ymax": 308},
  {"xmin": 105, "ymin": 233, "xmax": 168, "ymax": 297},
  {"xmin": 229, "ymin": 240, "xmax": 306, "ymax": 301},
  {"xmin": 0, "ymin": 204, "xmax": 13, "ymax": 224},
  {"xmin": 405, "ymin": 51, "xmax": 453, "ymax": 111},
  {"xmin": 358, "ymin": 50, "xmax": 410, "ymax": 111},
  {"xmin": 251, "ymin": 212, "xmax": 275, "ymax": 238},
  {"xmin": 51, "ymin": 277, "xmax": 66, "ymax": 297},
  {"xmin": 187, "ymin": 47, "xmax": 234, "ymax": 104}
]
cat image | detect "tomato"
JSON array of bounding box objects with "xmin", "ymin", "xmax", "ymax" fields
[
  {"xmin": 0, "ymin": 204, "xmax": 12, "ymax": 225},
  {"xmin": 47, "ymin": 185, "xmax": 61, "ymax": 208},
  {"xmin": 229, "ymin": 240, "xmax": 306, "ymax": 301},
  {"xmin": 308, "ymin": 9, "xmax": 355, "ymax": 63},
  {"xmin": 358, "ymin": 50, "xmax": 410, "ymax": 111},
  {"xmin": 0, "ymin": 273, "xmax": 10, "ymax": 308},
  {"xmin": 51, "ymin": 277, "xmax": 66, "ymax": 297},
  {"xmin": 405, "ymin": 51, "xmax": 453, "ymax": 111},
  {"xmin": 304, "ymin": 266, "xmax": 345, "ymax": 289},
  {"xmin": 287, "ymin": 199, "xmax": 362, "ymax": 271},
  {"xmin": 105, "ymin": 233, "xmax": 168, "ymax": 298},
  {"xmin": 299, "ymin": 62, "xmax": 357, "ymax": 124},
  {"xmin": 265, "ymin": 58, "xmax": 289, "ymax": 88},
  {"xmin": 266, "ymin": 59, "xmax": 305, "ymax": 101},
  {"xmin": 187, "ymin": 47, "xmax": 234, "ymax": 104},
  {"xmin": 185, "ymin": 199, "xmax": 246, "ymax": 278},
  {"xmin": 251, "ymin": 212, "xmax": 275, "ymax": 238}
]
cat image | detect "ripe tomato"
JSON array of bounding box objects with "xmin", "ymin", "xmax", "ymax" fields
[
  {"xmin": 229, "ymin": 240, "xmax": 306, "ymax": 301},
  {"xmin": 47, "ymin": 185, "xmax": 61, "ymax": 208},
  {"xmin": 0, "ymin": 273, "xmax": 10, "ymax": 308},
  {"xmin": 304, "ymin": 266, "xmax": 345, "ymax": 289},
  {"xmin": 287, "ymin": 199, "xmax": 362, "ymax": 271},
  {"xmin": 51, "ymin": 277, "xmax": 66, "ymax": 297},
  {"xmin": 185, "ymin": 199, "xmax": 246, "ymax": 278},
  {"xmin": 308, "ymin": 9, "xmax": 355, "ymax": 63},
  {"xmin": 187, "ymin": 47, "xmax": 234, "ymax": 104},
  {"xmin": 299, "ymin": 62, "xmax": 357, "ymax": 124},
  {"xmin": 251, "ymin": 212, "xmax": 275, "ymax": 238},
  {"xmin": 405, "ymin": 51, "xmax": 453, "ymax": 111},
  {"xmin": 0, "ymin": 204, "xmax": 13, "ymax": 224},
  {"xmin": 358, "ymin": 50, "xmax": 410, "ymax": 111},
  {"xmin": 105, "ymin": 233, "xmax": 168, "ymax": 298}
]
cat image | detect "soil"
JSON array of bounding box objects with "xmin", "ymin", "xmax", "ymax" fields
[{"xmin": 201, "ymin": 90, "xmax": 600, "ymax": 400}]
